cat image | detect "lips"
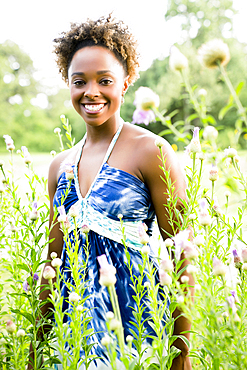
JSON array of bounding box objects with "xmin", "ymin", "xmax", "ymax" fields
[{"xmin": 82, "ymin": 103, "xmax": 106, "ymax": 113}]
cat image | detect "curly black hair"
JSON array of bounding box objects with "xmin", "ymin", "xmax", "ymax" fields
[{"xmin": 53, "ymin": 14, "xmax": 140, "ymax": 85}]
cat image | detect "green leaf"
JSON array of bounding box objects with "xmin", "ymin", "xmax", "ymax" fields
[
  {"xmin": 218, "ymin": 104, "xmax": 234, "ymax": 120},
  {"xmin": 235, "ymin": 80, "xmax": 245, "ymax": 96}
]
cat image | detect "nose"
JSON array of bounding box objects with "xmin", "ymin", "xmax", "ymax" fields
[{"xmin": 84, "ymin": 81, "xmax": 100, "ymax": 99}]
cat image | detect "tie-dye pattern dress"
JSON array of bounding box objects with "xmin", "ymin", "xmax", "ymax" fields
[{"xmin": 53, "ymin": 121, "xmax": 168, "ymax": 369}]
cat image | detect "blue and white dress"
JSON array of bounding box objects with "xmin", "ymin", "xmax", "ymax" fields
[{"xmin": 53, "ymin": 121, "xmax": 168, "ymax": 369}]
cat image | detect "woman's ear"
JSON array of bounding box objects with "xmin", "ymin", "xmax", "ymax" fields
[{"xmin": 122, "ymin": 75, "xmax": 130, "ymax": 95}]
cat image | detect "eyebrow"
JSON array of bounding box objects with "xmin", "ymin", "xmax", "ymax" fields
[{"xmin": 71, "ymin": 70, "xmax": 112, "ymax": 77}]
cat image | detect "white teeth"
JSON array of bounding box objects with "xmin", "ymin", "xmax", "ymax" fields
[{"xmin": 84, "ymin": 104, "xmax": 105, "ymax": 111}]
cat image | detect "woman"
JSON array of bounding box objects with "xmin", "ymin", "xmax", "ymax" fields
[{"xmin": 30, "ymin": 15, "xmax": 193, "ymax": 370}]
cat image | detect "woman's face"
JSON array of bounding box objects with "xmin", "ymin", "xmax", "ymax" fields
[{"xmin": 68, "ymin": 46, "xmax": 129, "ymax": 127}]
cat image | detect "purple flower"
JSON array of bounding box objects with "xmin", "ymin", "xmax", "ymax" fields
[
  {"xmin": 23, "ymin": 280, "xmax": 30, "ymax": 293},
  {"xmin": 33, "ymin": 273, "xmax": 39, "ymax": 282},
  {"xmin": 132, "ymin": 109, "xmax": 156, "ymax": 125},
  {"xmin": 226, "ymin": 295, "xmax": 237, "ymax": 314},
  {"xmin": 232, "ymin": 249, "xmax": 241, "ymax": 266}
]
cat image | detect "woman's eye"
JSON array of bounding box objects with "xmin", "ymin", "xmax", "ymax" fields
[
  {"xmin": 100, "ymin": 79, "xmax": 113, "ymax": 86},
  {"xmin": 74, "ymin": 80, "xmax": 85, "ymax": 86}
]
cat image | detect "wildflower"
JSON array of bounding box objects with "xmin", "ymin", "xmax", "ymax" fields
[
  {"xmin": 194, "ymin": 234, "xmax": 204, "ymax": 246},
  {"xmin": 169, "ymin": 46, "xmax": 188, "ymax": 72},
  {"xmin": 3, "ymin": 135, "xmax": 15, "ymax": 151},
  {"xmin": 97, "ymin": 254, "xmax": 117, "ymax": 287},
  {"xmin": 23, "ymin": 280, "xmax": 30, "ymax": 293},
  {"xmin": 0, "ymin": 159, "xmax": 4, "ymax": 167},
  {"xmin": 212, "ymin": 257, "xmax": 227, "ymax": 276},
  {"xmin": 69, "ymin": 292, "xmax": 80, "ymax": 303},
  {"xmin": 177, "ymin": 295, "xmax": 185, "ymax": 304},
  {"xmin": 209, "ymin": 164, "xmax": 218, "ymax": 182},
  {"xmin": 81, "ymin": 224, "xmax": 90, "ymax": 235},
  {"xmin": 117, "ymin": 213, "xmax": 123, "ymax": 219},
  {"xmin": 224, "ymin": 190, "xmax": 231, "ymax": 198},
  {"xmin": 232, "ymin": 249, "xmax": 241, "ymax": 268},
  {"xmin": 184, "ymin": 242, "xmax": 199, "ymax": 260},
  {"xmin": 43, "ymin": 266, "xmax": 56, "ymax": 280},
  {"xmin": 212, "ymin": 198, "xmax": 223, "ymax": 217},
  {"xmin": 160, "ymin": 258, "xmax": 173, "ymax": 272},
  {"xmin": 109, "ymin": 318, "xmax": 121, "ymax": 331},
  {"xmin": 188, "ymin": 214, "xmax": 196, "ymax": 221},
  {"xmin": 132, "ymin": 108, "xmax": 156, "ymax": 125},
  {"xmin": 154, "ymin": 137, "xmax": 164, "ymax": 149},
  {"xmin": 186, "ymin": 264, "xmax": 197, "ymax": 275},
  {"xmin": 101, "ymin": 334, "xmax": 111, "ymax": 346},
  {"xmin": 173, "ymin": 229, "xmax": 190, "ymax": 260},
  {"xmin": 226, "ymin": 295, "xmax": 237, "ymax": 314},
  {"xmin": 50, "ymin": 252, "xmax": 57, "ymax": 259},
  {"xmin": 203, "ymin": 126, "xmax": 218, "ymax": 141},
  {"xmin": 138, "ymin": 223, "xmax": 149, "ymax": 245},
  {"xmin": 198, "ymin": 88, "xmax": 207, "ymax": 97},
  {"xmin": 241, "ymin": 248, "xmax": 247, "ymax": 263},
  {"xmin": 6, "ymin": 320, "xmax": 16, "ymax": 334},
  {"xmin": 224, "ymin": 147, "xmax": 237, "ymax": 158},
  {"xmin": 230, "ymin": 290, "xmax": 240, "ymax": 304},
  {"xmin": 142, "ymin": 244, "xmax": 150, "ymax": 254},
  {"xmin": 186, "ymin": 127, "xmax": 201, "ymax": 154},
  {"xmin": 69, "ymin": 204, "xmax": 79, "ymax": 218},
  {"xmin": 194, "ymin": 283, "xmax": 201, "ymax": 291},
  {"xmin": 198, "ymin": 198, "xmax": 212, "ymax": 226},
  {"xmin": 50, "ymin": 150, "xmax": 56, "ymax": 157},
  {"xmin": 126, "ymin": 335, "xmax": 133, "ymax": 343},
  {"xmin": 30, "ymin": 201, "xmax": 38, "ymax": 221},
  {"xmin": 54, "ymin": 127, "xmax": 61, "ymax": 134},
  {"xmin": 133, "ymin": 86, "xmax": 160, "ymax": 111},
  {"xmin": 65, "ymin": 163, "xmax": 74, "ymax": 180},
  {"xmin": 181, "ymin": 275, "xmax": 190, "ymax": 284},
  {"xmin": 57, "ymin": 205, "xmax": 67, "ymax": 223},
  {"xmin": 164, "ymin": 238, "xmax": 173, "ymax": 248},
  {"xmin": 77, "ymin": 305, "xmax": 83, "ymax": 312},
  {"xmin": 243, "ymin": 263, "xmax": 247, "ymax": 271},
  {"xmin": 17, "ymin": 329, "xmax": 25, "ymax": 338},
  {"xmin": 21, "ymin": 146, "xmax": 32, "ymax": 164},
  {"xmin": 33, "ymin": 273, "xmax": 39, "ymax": 282},
  {"xmin": 159, "ymin": 270, "xmax": 172, "ymax": 286},
  {"xmin": 198, "ymin": 39, "xmax": 230, "ymax": 69},
  {"xmin": 106, "ymin": 311, "xmax": 114, "ymax": 320},
  {"xmin": 51, "ymin": 257, "xmax": 62, "ymax": 268},
  {"xmin": 144, "ymin": 281, "xmax": 151, "ymax": 289}
]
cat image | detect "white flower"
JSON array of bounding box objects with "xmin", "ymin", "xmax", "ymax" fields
[
  {"xmin": 169, "ymin": 46, "xmax": 188, "ymax": 72},
  {"xmin": 203, "ymin": 126, "xmax": 218, "ymax": 141},
  {"xmin": 106, "ymin": 311, "xmax": 114, "ymax": 320},
  {"xmin": 98, "ymin": 254, "xmax": 117, "ymax": 287},
  {"xmin": 181, "ymin": 275, "xmax": 189, "ymax": 284},
  {"xmin": 242, "ymin": 248, "xmax": 247, "ymax": 263},
  {"xmin": 51, "ymin": 258, "xmax": 62, "ymax": 268},
  {"xmin": 54, "ymin": 127, "xmax": 61, "ymax": 134},
  {"xmin": 134, "ymin": 86, "xmax": 160, "ymax": 111},
  {"xmin": 126, "ymin": 335, "xmax": 133, "ymax": 343},
  {"xmin": 69, "ymin": 292, "xmax": 80, "ymax": 303},
  {"xmin": 159, "ymin": 270, "xmax": 172, "ymax": 286},
  {"xmin": 77, "ymin": 305, "xmax": 83, "ymax": 312},
  {"xmin": 117, "ymin": 213, "xmax": 123, "ymax": 219},
  {"xmin": 243, "ymin": 263, "xmax": 247, "ymax": 271},
  {"xmin": 186, "ymin": 264, "xmax": 197, "ymax": 275},
  {"xmin": 184, "ymin": 242, "xmax": 199, "ymax": 260},
  {"xmin": 109, "ymin": 318, "xmax": 121, "ymax": 331},
  {"xmin": 160, "ymin": 259, "xmax": 173, "ymax": 272},
  {"xmin": 164, "ymin": 238, "xmax": 173, "ymax": 248},
  {"xmin": 224, "ymin": 147, "xmax": 237, "ymax": 158},
  {"xmin": 101, "ymin": 334, "xmax": 111, "ymax": 346},
  {"xmin": 138, "ymin": 223, "xmax": 149, "ymax": 245},
  {"xmin": 0, "ymin": 160, "xmax": 4, "ymax": 167},
  {"xmin": 177, "ymin": 295, "xmax": 185, "ymax": 304},
  {"xmin": 186, "ymin": 127, "xmax": 201, "ymax": 154},
  {"xmin": 50, "ymin": 252, "xmax": 57, "ymax": 259},
  {"xmin": 198, "ymin": 88, "xmax": 207, "ymax": 97},
  {"xmin": 69, "ymin": 204, "xmax": 79, "ymax": 218},
  {"xmin": 141, "ymin": 244, "xmax": 150, "ymax": 255},
  {"xmin": 209, "ymin": 164, "xmax": 219, "ymax": 182},
  {"xmin": 194, "ymin": 234, "xmax": 204, "ymax": 246},
  {"xmin": 3, "ymin": 135, "xmax": 15, "ymax": 151},
  {"xmin": 144, "ymin": 281, "xmax": 151, "ymax": 289},
  {"xmin": 21, "ymin": 146, "xmax": 32, "ymax": 164},
  {"xmin": 212, "ymin": 257, "xmax": 227, "ymax": 276},
  {"xmin": 50, "ymin": 150, "xmax": 56, "ymax": 157},
  {"xmin": 81, "ymin": 224, "xmax": 90, "ymax": 234},
  {"xmin": 16, "ymin": 329, "xmax": 25, "ymax": 338},
  {"xmin": 198, "ymin": 39, "xmax": 230, "ymax": 69},
  {"xmin": 65, "ymin": 164, "xmax": 74, "ymax": 180},
  {"xmin": 224, "ymin": 190, "xmax": 231, "ymax": 198},
  {"xmin": 6, "ymin": 320, "xmax": 16, "ymax": 333},
  {"xmin": 173, "ymin": 229, "xmax": 190, "ymax": 260},
  {"xmin": 57, "ymin": 205, "xmax": 67, "ymax": 222},
  {"xmin": 43, "ymin": 266, "xmax": 56, "ymax": 280},
  {"xmin": 198, "ymin": 198, "xmax": 212, "ymax": 226},
  {"xmin": 154, "ymin": 137, "xmax": 164, "ymax": 148}
]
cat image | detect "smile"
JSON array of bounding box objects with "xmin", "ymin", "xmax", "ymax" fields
[{"xmin": 83, "ymin": 104, "xmax": 106, "ymax": 112}]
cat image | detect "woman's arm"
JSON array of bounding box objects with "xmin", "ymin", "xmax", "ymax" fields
[{"xmin": 140, "ymin": 136, "xmax": 193, "ymax": 369}]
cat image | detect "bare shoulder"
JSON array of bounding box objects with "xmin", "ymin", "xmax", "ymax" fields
[{"xmin": 122, "ymin": 122, "xmax": 179, "ymax": 170}]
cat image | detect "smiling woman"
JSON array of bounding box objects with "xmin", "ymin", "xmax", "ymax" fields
[{"xmin": 28, "ymin": 14, "xmax": 193, "ymax": 370}]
